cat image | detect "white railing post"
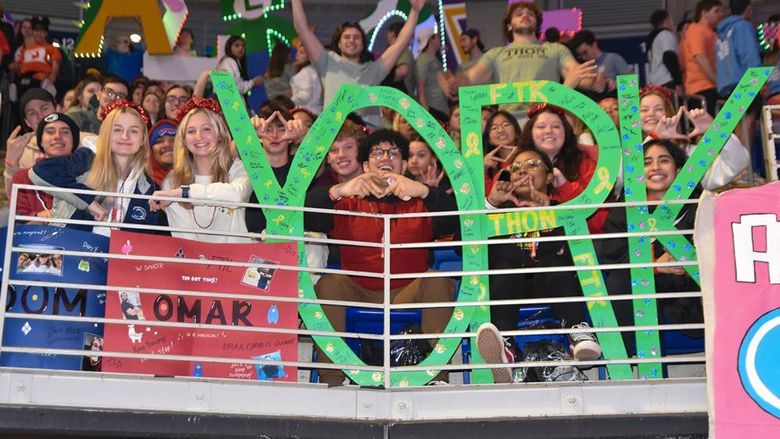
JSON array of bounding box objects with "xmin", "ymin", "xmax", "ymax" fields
[
  {"xmin": 0, "ymin": 185, "xmax": 21, "ymax": 350},
  {"xmin": 383, "ymin": 214, "xmax": 392, "ymax": 389}
]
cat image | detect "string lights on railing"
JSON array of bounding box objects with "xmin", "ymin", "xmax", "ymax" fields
[
  {"xmin": 266, "ymin": 28, "xmax": 291, "ymax": 56},
  {"xmin": 367, "ymin": 10, "xmax": 408, "ymax": 53}
]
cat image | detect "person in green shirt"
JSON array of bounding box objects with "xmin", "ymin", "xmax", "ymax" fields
[
  {"xmin": 415, "ymin": 28, "xmax": 449, "ymax": 120},
  {"xmin": 457, "ymin": 28, "xmax": 485, "ymax": 73},
  {"xmin": 444, "ymin": 2, "xmax": 599, "ymax": 119},
  {"xmin": 291, "ymin": 0, "xmax": 425, "ymax": 127}
]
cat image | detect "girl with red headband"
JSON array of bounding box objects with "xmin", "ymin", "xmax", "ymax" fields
[
  {"xmin": 148, "ymin": 98, "xmax": 253, "ymax": 243},
  {"xmin": 639, "ymin": 85, "xmax": 748, "ymax": 189},
  {"xmin": 29, "ymin": 101, "xmax": 159, "ymax": 236}
]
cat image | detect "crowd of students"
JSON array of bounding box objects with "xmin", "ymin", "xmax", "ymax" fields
[{"xmin": 1, "ymin": 0, "xmax": 778, "ymax": 385}]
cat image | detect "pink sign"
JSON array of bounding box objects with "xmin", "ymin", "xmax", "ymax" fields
[
  {"xmin": 709, "ymin": 182, "xmax": 780, "ymax": 437},
  {"xmin": 506, "ymin": 3, "xmax": 583, "ymax": 40}
]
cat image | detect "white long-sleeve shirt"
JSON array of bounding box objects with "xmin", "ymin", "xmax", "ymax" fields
[
  {"xmin": 290, "ymin": 65, "xmax": 323, "ymax": 114},
  {"xmin": 216, "ymin": 57, "xmax": 254, "ymax": 95},
  {"xmin": 162, "ymin": 160, "xmax": 254, "ymax": 243}
]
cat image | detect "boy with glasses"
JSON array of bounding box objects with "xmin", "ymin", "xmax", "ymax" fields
[
  {"xmin": 68, "ymin": 75, "xmax": 130, "ymax": 133},
  {"xmin": 306, "ymin": 129, "xmax": 458, "ymax": 386}
]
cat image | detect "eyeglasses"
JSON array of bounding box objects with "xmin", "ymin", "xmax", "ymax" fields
[
  {"xmin": 166, "ymin": 96, "xmax": 190, "ymax": 105},
  {"xmin": 104, "ymin": 87, "xmax": 128, "ymax": 101},
  {"xmin": 510, "ymin": 159, "xmax": 547, "ymax": 173},
  {"xmin": 490, "ymin": 122, "xmax": 514, "ymax": 132},
  {"xmin": 369, "ymin": 147, "xmax": 402, "ymax": 160}
]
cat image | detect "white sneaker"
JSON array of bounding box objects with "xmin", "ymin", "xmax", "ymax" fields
[
  {"xmin": 570, "ymin": 322, "xmax": 602, "ymax": 361},
  {"xmin": 476, "ymin": 322, "xmax": 514, "ymax": 384}
]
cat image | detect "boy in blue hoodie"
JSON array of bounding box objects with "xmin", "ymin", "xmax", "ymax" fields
[
  {"xmin": 716, "ymin": 0, "xmax": 761, "ymax": 96},
  {"xmin": 716, "ymin": 0, "xmax": 761, "ymax": 151}
]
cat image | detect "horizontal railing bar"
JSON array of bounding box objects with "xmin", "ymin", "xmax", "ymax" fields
[
  {"xmin": 14, "ymin": 215, "xmax": 387, "ymax": 249},
  {"xmin": 14, "ymin": 184, "xmax": 386, "ymax": 219},
  {"xmin": 0, "ymin": 346, "xmax": 704, "ymax": 375},
  {"xmin": 8, "ymin": 246, "xmax": 386, "ymax": 279},
  {"xmin": 379, "ymin": 323, "xmax": 705, "ymax": 341},
  {"xmin": 1, "ymin": 312, "xmax": 393, "ymax": 341},
  {"xmin": 395, "ymin": 355, "xmax": 706, "ymax": 373},
  {"xmin": 384, "ymin": 198, "xmax": 698, "ymax": 219},
  {"xmin": 390, "ymin": 229, "xmax": 693, "ymax": 249},
  {"xmin": 388, "ymin": 259, "xmax": 699, "ymax": 279},
  {"xmin": 5, "ymin": 280, "xmax": 392, "ymax": 311},
  {"xmin": 16, "ymin": 184, "xmax": 699, "ymax": 220},
  {"xmin": 0, "ymin": 346, "xmax": 382, "ymax": 372},
  {"xmin": 7, "ymin": 278, "xmax": 701, "ymax": 310},
  {"xmin": 3, "ymin": 311, "xmax": 703, "ymax": 343}
]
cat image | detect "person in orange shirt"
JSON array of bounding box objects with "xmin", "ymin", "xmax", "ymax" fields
[
  {"xmin": 14, "ymin": 16, "xmax": 60, "ymax": 92},
  {"xmin": 680, "ymin": 0, "xmax": 723, "ymax": 115}
]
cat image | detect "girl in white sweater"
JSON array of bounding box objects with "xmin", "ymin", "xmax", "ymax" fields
[{"xmin": 149, "ymin": 98, "xmax": 253, "ymax": 243}]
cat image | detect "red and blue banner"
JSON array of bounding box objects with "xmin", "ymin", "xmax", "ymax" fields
[{"xmin": 102, "ymin": 231, "xmax": 299, "ymax": 381}]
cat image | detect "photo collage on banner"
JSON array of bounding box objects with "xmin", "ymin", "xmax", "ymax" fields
[{"xmin": 102, "ymin": 230, "xmax": 299, "ymax": 381}]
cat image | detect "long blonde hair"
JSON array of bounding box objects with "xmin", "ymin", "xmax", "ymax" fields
[
  {"xmin": 85, "ymin": 107, "xmax": 150, "ymax": 192},
  {"xmin": 170, "ymin": 107, "xmax": 234, "ymax": 188}
]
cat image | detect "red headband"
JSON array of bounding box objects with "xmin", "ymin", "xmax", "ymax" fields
[
  {"xmin": 175, "ymin": 97, "xmax": 222, "ymax": 124},
  {"xmin": 527, "ymin": 103, "xmax": 565, "ymax": 120},
  {"xmin": 290, "ymin": 106, "xmax": 318, "ymax": 121},
  {"xmin": 639, "ymin": 84, "xmax": 673, "ymax": 101},
  {"xmin": 100, "ymin": 100, "xmax": 150, "ymax": 126}
]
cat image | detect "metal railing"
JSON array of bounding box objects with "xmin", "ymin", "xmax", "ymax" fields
[{"xmin": 0, "ymin": 184, "xmax": 706, "ymax": 386}]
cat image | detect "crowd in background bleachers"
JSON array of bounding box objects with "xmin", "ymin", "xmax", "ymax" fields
[{"xmin": 0, "ymin": 0, "xmax": 778, "ymax": 384}]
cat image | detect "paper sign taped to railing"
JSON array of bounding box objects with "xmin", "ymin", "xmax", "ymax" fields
[
  {"xmin": 0, "ymin": 226, "xmax": 108, "ymax": 371},
  {"xmin": 102, "ymin": 231, "xmax": 298, "ymax": 381},
  {"xmin": 697, "ymin": 182, "xmax": 780, "ymax": 438}
]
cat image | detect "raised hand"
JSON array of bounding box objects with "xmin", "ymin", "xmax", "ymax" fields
[
  {"xmin": 333, "ymin": 172, "xmax": 384, "ymax": 199},
  {"xmin": 653, "ymin": 106, "xmax": 688, "ymax": 140},
  {"xmin": 382, "ymin": 173, "xmax": 430, "ymax": 201},
  {"xmin": 487, "ymin": 179, "xmax": 521, "ymax": 207},
  {"xmin": 419, "ymin": 162, "xmax": 445, "ymax": 188},
  {"xmin": 5, "ymin": 126, "xmax": 34, "ymax": 168},
  {"xmin": 484, "ymin": 147, "xmax": 505, "ymax": 171},
  {"xmin": 551, "ymin": 167, "xmax": 569, "ymax": 188},
  {"xmin": 685, "ymin": 107, "xmax": 714, "ymax": 139},
  {"xmin": 251, "ymin": 114, "xmax": 270, "ymax": 136},
  {"xmin": 408, "ymin": 0, "xmax": 426, "ymax": 12},
  {"xmin": 282, "ymin": 117, "xmax": 307, "ymax": 143},
  {"xmin": 564, "ymin": 59, "xmax": 597, "ymax": 89},
  {"xmin": 526, "ymin": 179, "xmax": 551, "ymax": 206}
]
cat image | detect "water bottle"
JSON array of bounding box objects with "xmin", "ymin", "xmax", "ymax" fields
[{"xmin": 192, "ymin": 362, "xmax": 203, "ymax": 377}]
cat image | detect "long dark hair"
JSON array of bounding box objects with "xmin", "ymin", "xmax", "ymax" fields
[
  {"xmin": 330, "ymin": 22, "xmax": 372, "ymax": 64},
  {"xmin": 643, "ymin": 139, "xmax": 688, "ymax": 170},
  {"xmin": 483, "ymin": 110, "xmax": 522, "ymax": 151},
  {"xmin": 518, "ymin": 108, "xmax": 583, "ymax": 182},
  {"xmin": 266, "ymin": 42, "xmax": 290, "ymax": 78},
  {"xmin": 223, "ymin": 35, "xmax": 249, "ymax": 80}
]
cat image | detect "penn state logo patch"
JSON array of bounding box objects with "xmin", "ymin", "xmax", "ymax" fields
[{"xmin": 130, "ymin": 206, "xmax": 147, "ymax": 221}]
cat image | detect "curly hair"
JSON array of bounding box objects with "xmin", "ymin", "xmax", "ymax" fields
[{"xmin": 502, "ymin": 2, "xmax": 543, "ymax": 41}]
